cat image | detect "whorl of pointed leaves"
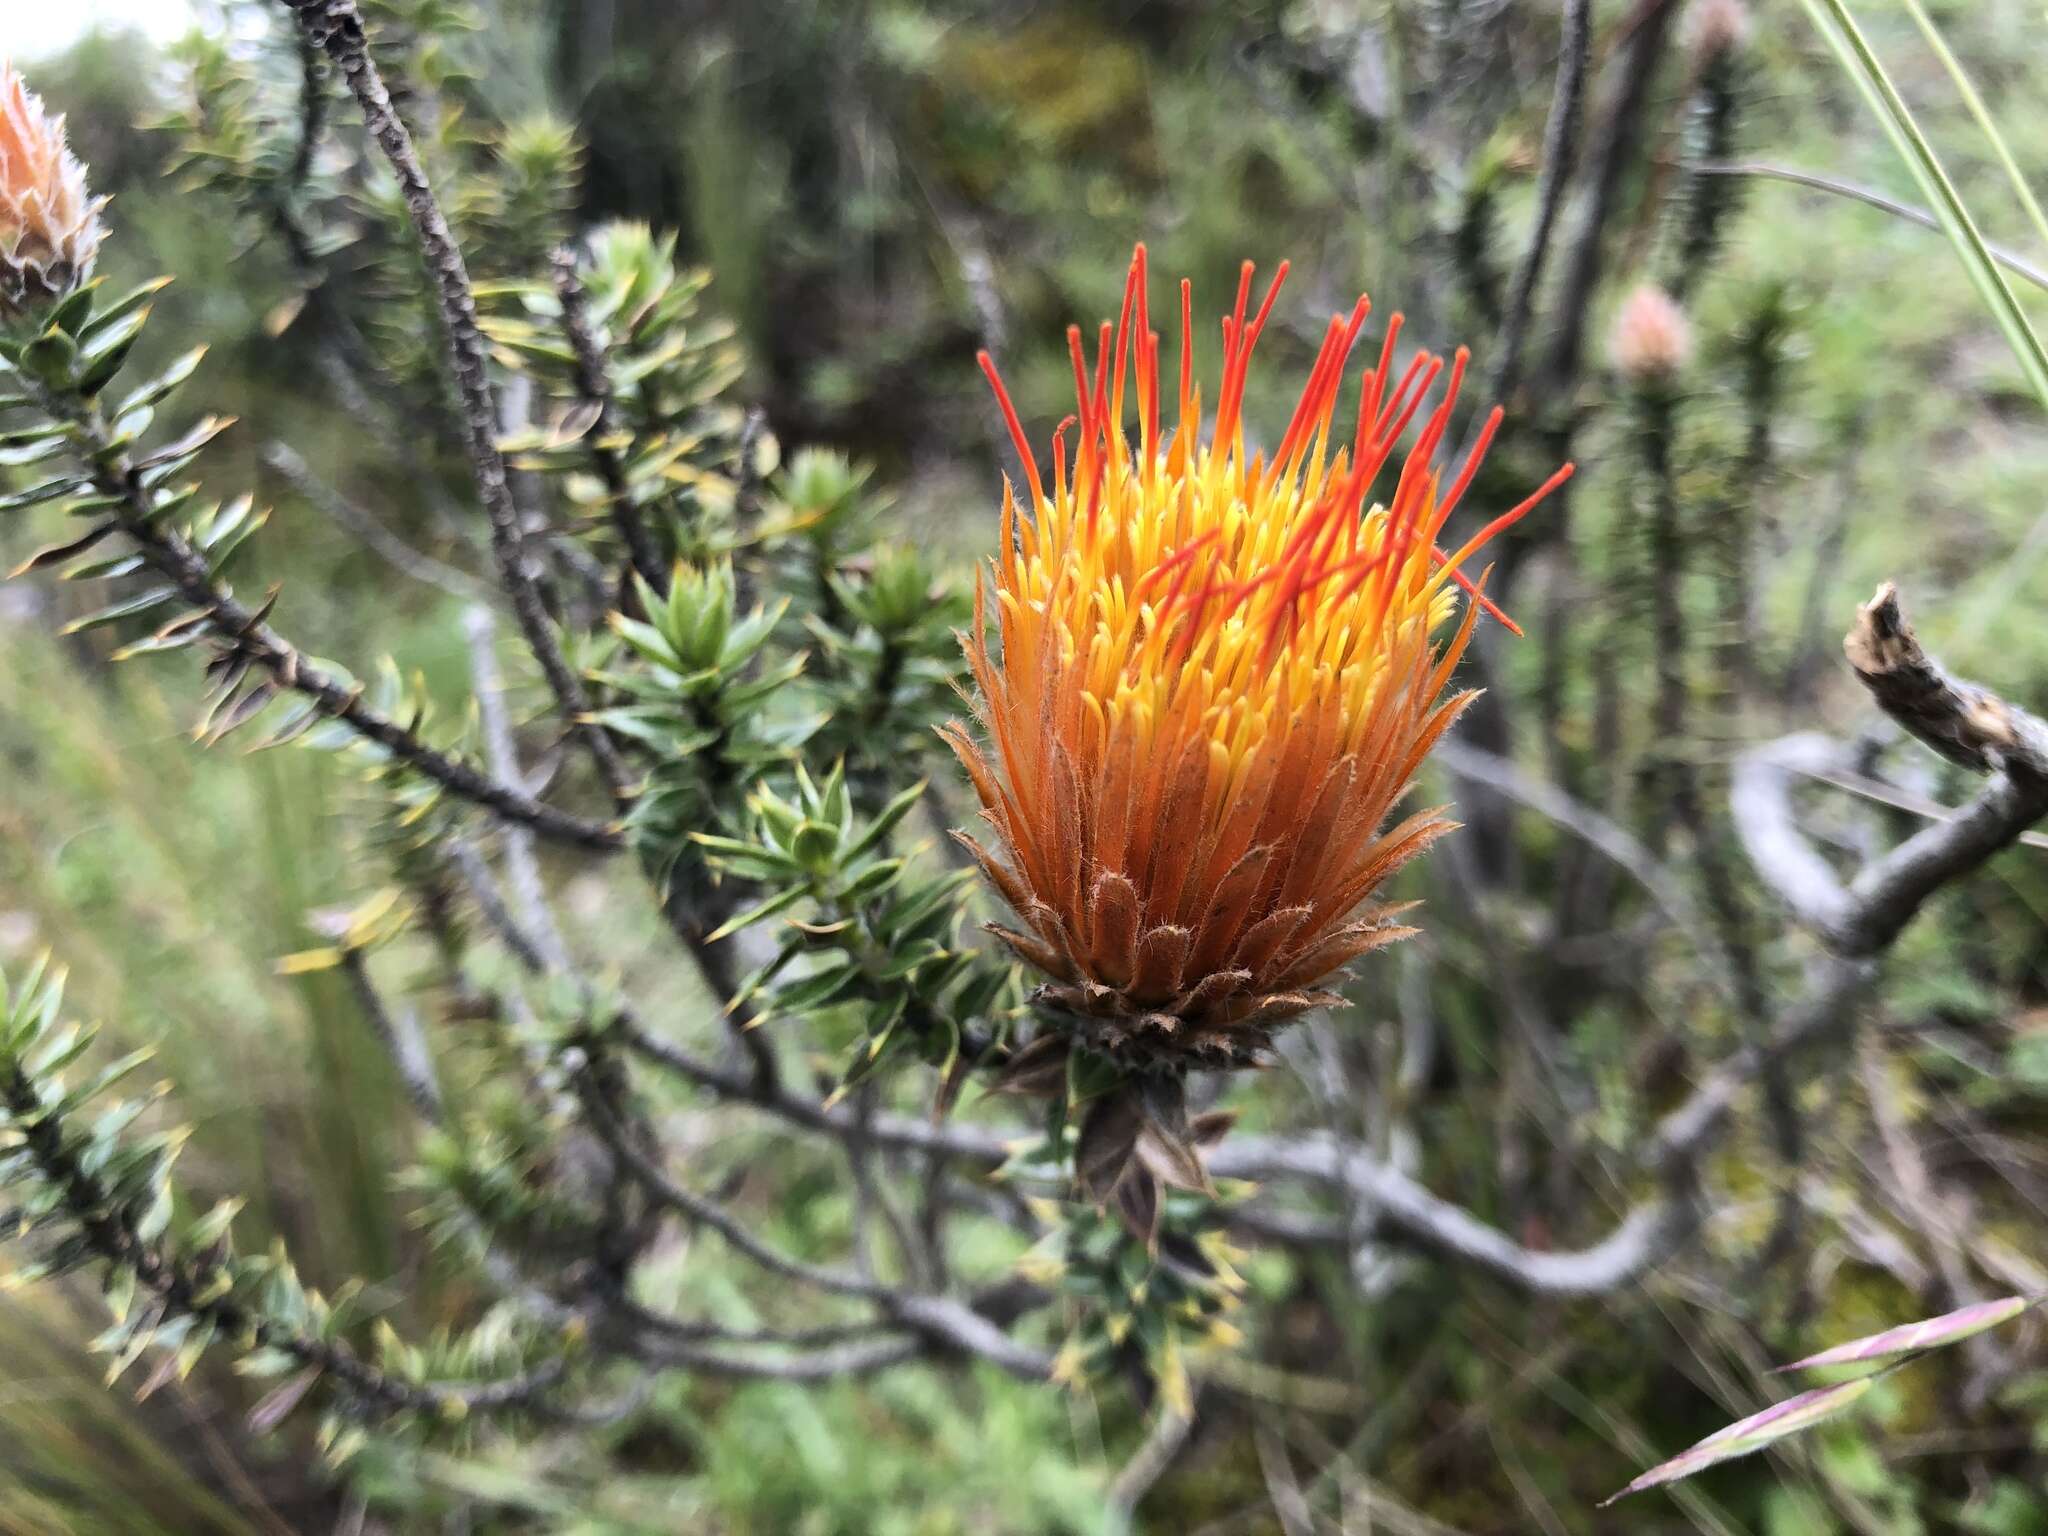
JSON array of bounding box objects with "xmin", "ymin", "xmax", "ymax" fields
[
  {"xmin": 1012, "ymin": 1181, "xmax": 1248, "ymax": 1416},
  {"xmin": 0, "ymin": 961, "xmax": 344, "ymax": 1423},
  {"xmin": 594, "ymin": 561, "xmax": 815, "ymax": 884},
  {"xmin": 0, "ymin": 64, "xmax": 105, "ymax": 320},
  {"xmin": 0, "ymin": 958, "xmax": 575, "ymax": 1451},
  {"xmin": 689, "ymin": 761, "xmax": 1013, "ymax": 1113},
  {"xmin": 483, "ymin": 222, "xmax": 748, "ymax": 566}
]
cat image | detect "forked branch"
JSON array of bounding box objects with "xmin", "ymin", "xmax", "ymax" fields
[{"xmin": 281, "ymin": 0, "xmax": 633, "ymax": 802}]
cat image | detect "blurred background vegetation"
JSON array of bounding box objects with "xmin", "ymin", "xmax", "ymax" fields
[{"xmin": 8, "ymin": 0, "xmax": 2048, "ymax": 1531}]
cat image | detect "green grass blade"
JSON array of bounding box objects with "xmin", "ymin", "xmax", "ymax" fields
[
  {"xmin": 1801, "ymin": 0, "xmax": 2048, "ymax": 416},
  {"xmin": 1899, "ymin": 0, "xmax": 2048, "ymax": 257}
]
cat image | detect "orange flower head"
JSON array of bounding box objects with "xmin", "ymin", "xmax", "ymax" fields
[
  {"xmin": 0, "ymin": 62, "xmax": 104, "ymax": 319},
  {"xmin": 944, "ymin": 246, "xmax": 1570, "ymax": 1071}
]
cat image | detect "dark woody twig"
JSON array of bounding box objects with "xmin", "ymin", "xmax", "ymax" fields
[
  {"xmin": 633, "ymin": 1333, "xmax": 923, "ymax": 1379},
  {"xmin": 1488, "ymin": 0, "xmax": 1592, "ymax": 409},
  {"xmin": 1744, "ymin": 585, "xmax": 2048, "ymax": 955},
  {"xmin": 449, "ymin": 837, "xmax": 558, "ymax": 975},
  {"xmin": 1731, "ymin": 732, "xmax": 1857, "ymax": 935},
  {"xmin": 612, "ymin": 1010, "xmax": 1686, "ymax": 1298},
  {"xmin": 1110, "ymin": 1390, "xmax": 1201, "ymax": 1516},
  {"xmin": 338, "ymin": 950, "xmax": 444, "ymax": 1121},
  {"xmin": 677, "ymin": 902, "xmax": 782, "ymax": 1095},
  {"xmin": 281, "ymin": 0, "xmax": 632, "ymax": 803},
  {"xmin": 465, "ymin": 604, "xmax": 572, "ymax": 973},
  {"xmin": 44, "ymin": 394, "xmax": 620, "ymax": 852},
  {"xmin": 262, "ymin": 22, "xmax": 463, "ymax": 473},
  {"xmin": 285, "ymin": 29, "xmax": 327, "ymax": 201},
  {"xmin": 573, "ymin": 1061, "xmax": 1050, "ymax": 1379},
  {"xmin": 261, "ymin": 440, "xmax": 490, "ymax": 604},
  {"xmin": 0, "ymin": 1057, "xmax": 564, "ymax": 1421},
  {"xmin": 1539, "ymin": 0, "xmax": 1682, "ymax": 398},
  {"xmin": 1436, "ymin": 719, "xmax": 1725, "ymax": 978},
  {"xmin": 1462, "ymin": 3, "xmax": 1669, "ymax": 884},
  {"xmin": 262, "ymin": 48, "xmax": 780, "ymax": 1083},
  {"xmin": 1843, "ymin": 582, "xmax": 2048, "ymax": 779},
  {"xmin": 571, "ymin": 1065, "xmax": 880, "ymax": 1301},
  {"xmin": 551, "ymin": 247, "xmax": 669, "ymax": 595},
  {"xmin": 1837, "ymin": 772, "xmax": 2048, "ymax": 955}
]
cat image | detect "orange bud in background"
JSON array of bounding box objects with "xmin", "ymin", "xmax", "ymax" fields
[{"xmin": 0, "ymin": 63, "xmax": 106, "ymax": 320}]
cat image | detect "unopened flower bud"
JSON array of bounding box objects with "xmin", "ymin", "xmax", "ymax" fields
[
  {"xmin": 1684, "ymin": 0, "xmax": 1751, "ymax": 64},
  {"xmin": 0, "ymin": 63, "xmax": 106, "ymax": 321},
  {"xmin": 1610, "ymin": 285, "xmax": 1693, "ymax": 385}
]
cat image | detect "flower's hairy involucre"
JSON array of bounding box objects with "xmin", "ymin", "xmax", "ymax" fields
[
  {"xmin": 0, "ymin": 62, "xmax": 105, "ymax": 318},
  {"xmin": 946, "ymin": 245, "xmax": 1570, "ymax": 1072}
]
